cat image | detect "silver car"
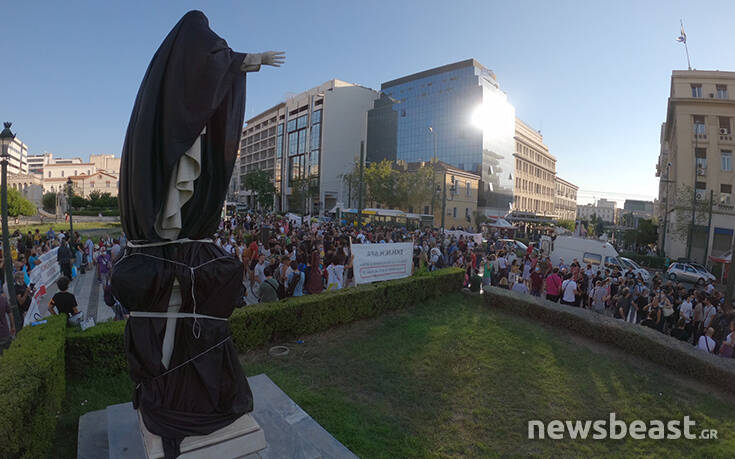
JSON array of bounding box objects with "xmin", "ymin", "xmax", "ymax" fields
[{"xmin": 666, "ymin": 262, "xmax": 711, "ymax": 285}]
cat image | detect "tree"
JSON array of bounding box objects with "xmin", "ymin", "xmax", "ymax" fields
[
  {"xmin": 7, "ymin": 189, "xmax": 36, "ymax": 217},
  {"xmin": 556, "ymin": 219, "xmax": 575, "ymax": 232},
  {"xmin": 636, "ymin": 218, "xmax": 658, "ymax": 246},
  {"xmin": 42, "ymin": 192, "xmax": 56, "ymax": 213},
  {"xmin": 243, "ymin": 170, "xmax": 275, "ymax": 209}
]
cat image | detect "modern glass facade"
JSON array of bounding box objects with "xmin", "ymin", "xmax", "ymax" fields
[{"xmin": 368, "ymin": 59, "xmax": 516, "ymax": 214}]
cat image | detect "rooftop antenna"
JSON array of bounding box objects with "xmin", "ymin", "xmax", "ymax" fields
[{"xmin": 677, "ymin": 19, "xmax": 692, "ymax": 70}]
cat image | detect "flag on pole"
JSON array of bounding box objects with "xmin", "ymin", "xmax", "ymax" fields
[{"xmin": 677, "ymin": 23, "xmax": 687, "ymax": 43}]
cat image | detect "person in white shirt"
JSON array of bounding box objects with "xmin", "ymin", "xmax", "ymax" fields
[
  {"xmin": 560, "ymin": 274, "xmax": 578, "ymax": 306},
  {"xmin": 705, "ymin": 281, "xmax": 715, "ymax": 296},
  {"xmin": 697, "ymin": 327, "xmax": 717, "ymax": 353},
  {"xmin": 702, "ymin": 299, "xmax": 717, "ymax": 329},
  {"xmin": 254, "ymin": 255, "xmax": 268, "ymax": 284},
  {"xmin": 679, "ymin": 295, "xmax": 694, "ymax": 323}
]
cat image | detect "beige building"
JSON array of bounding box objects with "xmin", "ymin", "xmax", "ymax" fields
[
  {"xmin": 44, "ymin": 171, "xmax": 119, "ymax": 198},
  {"xmin": 43, "ymin": 162, "xmax": 95, "ymax": 180},
  {"xmin": 577, "ymin": 198, "xmax": 617, "ymax": 224},
  {"xmin": 90, "ymin": 154, "xmax": 121, "ymax": 176},
  {"xmin": 513, "ymin": 118, "xmax": 557, "ymax": 218},
  {"xmin": 657, "ymin": 70, "xmax": 735, "ymax": 261},
  {"xmin": 554, "ymin": 176, "xmax": 578, "ymax": 221}
]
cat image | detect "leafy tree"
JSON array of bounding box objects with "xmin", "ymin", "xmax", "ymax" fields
[
  {"xmin": 243, "ymin": 170, "xmax": 275, "ymax": 209},
  {"xmin": 42, "ymin": 192, "xmax": 56, "ymax": 213},
  {"xmin": 7, "ymin": 189, "xmax": 36, "ymax": 217},
  {"xmin": 71, "ymin": 195, "xmax": 88, "ymax": 209},
  {"xmin": 556, "ymin": 219, "xmax": 575, "ymax": 232},
  {"xmin": 636, "ymin": 218, "xmax": 658, "ymax": 246}
]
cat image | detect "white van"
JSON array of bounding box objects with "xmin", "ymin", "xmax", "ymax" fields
[{"xmin": 539, "ymin": 236, "xmax": 622, "ymax": 270}]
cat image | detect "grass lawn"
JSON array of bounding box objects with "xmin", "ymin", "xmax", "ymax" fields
[
  {"xmin": 240, "ymin": 293, "xmax": 735, "ymax": 457},
  {"xmin": 11, "ymin": 220, "xmax": 121, "ymax": 234},
  {"xmin": 57, "ymin": 293, "xmax": 735, "ymax": 458}
]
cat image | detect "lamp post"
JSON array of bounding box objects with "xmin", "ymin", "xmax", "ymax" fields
[
  {"xmin": 0, "ymin": 122, "xmax": 20, "ymax": 330},
  {"xmin": 660, "ymin": 162, "xmax": 672, "ymax": 256},
  {"xmin": 66, "ymin": 177, "xmax": 74, "ymax": 242},
  {"xmin": 428, "ymin": 127, "xmax": 437, "ymax": 218}
]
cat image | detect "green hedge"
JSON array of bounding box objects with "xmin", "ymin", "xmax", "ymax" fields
[
  {"xmin": 66, "ymin": 320, "xmax": 127, "ymax": 380},
  {"xmin": 483, "ymin": 287, "xmax": 735, "ymax": 395},
  {"xmin": 0, "ymin": 316, "xmax": 67, "ymax": 459},
  {"xmin": 229, "ymin": 268, "xmax": 464, "ymax": 352},
  {"xmin": 64, "ymin": 269, "xmax": 464, "ymax": 376}
]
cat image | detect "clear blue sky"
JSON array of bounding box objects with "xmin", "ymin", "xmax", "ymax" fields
[{"xmin": 5, "ymin": 0, "xmax": 735, "ymax": 206}]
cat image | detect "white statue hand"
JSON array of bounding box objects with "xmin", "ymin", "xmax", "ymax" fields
[{"xmin": 260, "ymin": 51, "xmax": 285, "ymax": 67}]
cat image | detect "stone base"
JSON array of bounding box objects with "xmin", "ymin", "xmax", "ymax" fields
[
  {"xmin": 78, "ymin": 374, "xmax": 357, "ymax": 459},
  {"xmin": 138, "ymin": 411, "xmax": 266, "ymax": 459}
]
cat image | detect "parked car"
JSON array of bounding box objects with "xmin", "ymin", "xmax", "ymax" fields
[
  {"xmin": 666, "ymin": 262, "xmax": 713, "ymax": 285},
  {"xmin": 620, "ymin": 257, "xmax": 652, "ymax": 283},
  {"xmin": 688, "ymin": 262, "xmax": 717, "ymax": 282}
]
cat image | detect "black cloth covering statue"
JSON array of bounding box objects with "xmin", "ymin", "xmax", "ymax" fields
[{"xmin": 112, "ymin": 11, "xmax": 260, "ymax": 458}]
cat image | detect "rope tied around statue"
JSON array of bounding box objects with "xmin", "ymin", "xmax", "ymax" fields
[{"xmin": 115, "ymin": 238, "xmax": 243, "ymax": 387}]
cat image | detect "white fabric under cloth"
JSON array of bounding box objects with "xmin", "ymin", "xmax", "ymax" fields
[{"xmin": 154, "ymin": 128, "xmax": 204, "ymax": 240}]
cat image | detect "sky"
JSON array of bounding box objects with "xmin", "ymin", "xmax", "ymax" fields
[{"xmin": 4, "ymin": 0, "xmax": 735, "ymax": 207}]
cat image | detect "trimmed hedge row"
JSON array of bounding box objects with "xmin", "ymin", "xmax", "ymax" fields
[
  {"xmin": 65, "ymin": 268, "xmax": 464, "ymax": 376},
  {"xmin": 483, "ymin": 287, "xmax": 735, "ymax": 395},
  {"xmin": 229, "ymin": 267, "xmax": 464, "ymax": 352},
  {"xmin": 0, "ymin": 315, "xmax": 67, "ymax": 459},
  {"xmin": 66, "ymin": 319, "xmax": 126, "ymax": 380}
]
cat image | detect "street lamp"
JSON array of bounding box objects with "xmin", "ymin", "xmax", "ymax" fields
[
  {"xmin": 428, "ymin": 127, "xmax": 437, "ymax": 218},
  {"xmin": 66, "ymin": 177, "xmax": 74, "ymax": 242},
  {"xmin": 0, "ymin": 122, "xmax": 20, "ymax": 330}
]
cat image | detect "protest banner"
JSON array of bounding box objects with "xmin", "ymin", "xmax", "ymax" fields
[
  {"xmin": 351, "ymin": 241, "xmax": 413, "ymax": 285},
  {"xmin": 23, "ymin": 247, "xmax": 61, "ymax": 327}
]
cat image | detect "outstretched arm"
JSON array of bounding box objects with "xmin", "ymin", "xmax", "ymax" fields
[{"xmin": 241, "ymin": 51, "xmax": 286, "ymax": 72}]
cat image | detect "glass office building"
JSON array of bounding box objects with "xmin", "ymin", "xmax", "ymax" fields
[{"xmin": 367, "ymin": 59, "xmax": 516, "ymax": 215}]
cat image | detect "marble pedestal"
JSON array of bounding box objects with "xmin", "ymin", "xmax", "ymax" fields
[{"xmin": 78, "ymin": 374, "xmax": 357, "ymax": 459}]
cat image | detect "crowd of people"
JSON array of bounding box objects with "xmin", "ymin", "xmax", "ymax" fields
[
  {"xmin": 0, "ymin": 227, "xmax": 127, "ymax": 353},
  {"xmin": 213, "ymin": 213, "xmax": 485, "ymax": 305},
  {"xmin": 474, "ymin": 240, "xmax": 735, "ymax": 358}
]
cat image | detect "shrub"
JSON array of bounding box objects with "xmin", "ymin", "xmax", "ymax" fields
[
  {"xmin": 66, "ymin": 319, "xmax": 127, "ymax": 380},
  {"xmin": 63, "ymin": 269, "xmax": 464, "ymax": 375},
  {"xmin": 0, "ymin": 315, "xmax": 66, "ymax": 459},
  {"xmin": 229, "ymin": 268, "xmax": 463, "ymax": 352},
  {"xmin": 482, "ymin": 287, "xmax": 735, "ymax": 395}
]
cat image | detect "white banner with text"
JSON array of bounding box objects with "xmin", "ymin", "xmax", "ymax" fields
[
  {"xmin": 23, "ymin": 247, "xmax": 61, "ymax": 327},
  {"xmin": 351, "ymin": 242, "xmax": 413, "ymax": 285}
]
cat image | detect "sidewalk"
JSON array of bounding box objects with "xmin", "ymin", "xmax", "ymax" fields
[{"xmin": 40, "ymin": 266, "xmax": 114, "ymax": 324}]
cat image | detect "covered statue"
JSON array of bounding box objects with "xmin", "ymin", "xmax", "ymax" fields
[{"xmin": 111, "ymin": 11, "xmax": 284, "ymax": 458}]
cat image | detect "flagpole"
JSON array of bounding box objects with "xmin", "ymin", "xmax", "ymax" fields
[{"xmin": 681, "ymin": 19, "xmax": 691, "ymax": 70}]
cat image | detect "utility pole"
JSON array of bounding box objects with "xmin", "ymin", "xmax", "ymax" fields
[
  {"xmin": 357, "ymin": 140, "xmax": 364, "ymax": 229},
  {"xmin": 703, "ymin": 189, "xmax": 714, "ymax": 265},
  {"xmin": 440, "ymin": 171, "xmax": 446, "ymax": 233},
  {"xmin": 0, "ymin": 122, "xmax": 20, "ymax": 330},
  {"xmin": 660, "ymin": 163, "xmax": 672, "ymax": 256},
  {"xmin": 686, "ymin": 135, "xmax": 700, "ymax": 260}
]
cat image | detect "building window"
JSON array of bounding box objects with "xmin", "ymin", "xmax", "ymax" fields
[
  {"xmin": 106, "ymin": 181, "xmax": 110, "ymax": 188},
  {"xmin": 90, "ymin": 182, "xmax": 95, "ymax": 188},
  {"xmin": 61, "ymin": 171, "xmax": 64, "ymax": 177},
  {"xmin": 48, "ymin": 171, "xmax": 51, "ymax": 178},
  {"xmin": 452, "ymin": 207, "xmax": 457, "ymax": 218},
  {"xmin": 74, "ymin": 170, "xmax": 77, "ymax": 176},
  {"xmin": 695, "ymin": 148, "xmax": 707, "ymax": 170},
  {"xmin": 721, "ymin": 184, "xmax": 733, "ymax": 205},
  {"xmin": 287, "ymin": 119, "xmax": 297, "ymax": 132},
  {"xmin": 312, "ymin": 110, "xmax": 322, "ymax": 124},
  {"xmin": 424, "ymin": 206, "xmax": 429, "ymax": 214},
  {"xmin": 720, "ymin": 116, "xmax": 731, "ymax": 134},
  {"xmin": 310, "ymin": 124, "xmax": 321, "ymax": 150},
  {"xmin": 722, "ymin": 150, "xmax": 732, "ymax": 171},
  {"xmin": 288, "ymin": 132, "xmax": 298, "ymax": 156},
  {"xmin": 717, "ymin": 85, "xmax": 728, "ymax": 99},
  {"xmin": 691, "ymin": 84, "xmax": 702, "ymax": 98},
  {"xmin": 693, "ymin": 115, "xmax": 706, "ymax": 135},
  {"xmin": 297, "ymin": 115, "xmax": 308, "ymax": 129},
  {"xmin": 695, "ymin": 181, "xmax": 706, "ymax": 201},
  {"xmin": 466, "ymin": 182, "xmax": 470, "ymax": 196}
]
